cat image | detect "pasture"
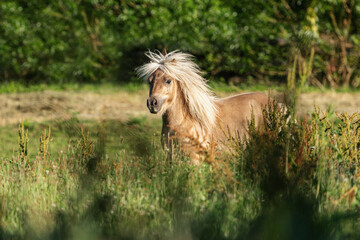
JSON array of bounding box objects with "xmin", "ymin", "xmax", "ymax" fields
[
  {"xmin": 0, "ymin": 85, "xmax": 359, "ymax": 239},
  {"xmin": 1, "ymin": 0, "xmax": 359, "ymax": 239}
]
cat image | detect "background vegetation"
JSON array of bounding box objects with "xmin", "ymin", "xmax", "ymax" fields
[{"xmin": 0, "ymin": 0, "xmax": 359, "ymax": 88}]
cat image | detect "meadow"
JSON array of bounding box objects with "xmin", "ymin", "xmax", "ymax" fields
[
  {"xmin": 0, "ymin": 84, "xmax": 359, "ymax": 240},
  {"xmin": 1, "ymin": 0, "xmax": 359, "ymax": 238}
]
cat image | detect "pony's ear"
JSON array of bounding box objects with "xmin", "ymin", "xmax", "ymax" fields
[{"xmin": 161, "ymin": 48, "xmax": 167, "ymax": 56}]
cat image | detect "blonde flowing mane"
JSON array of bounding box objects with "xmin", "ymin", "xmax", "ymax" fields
[{"xmin": 136, "ymin": 50, "xmax": 218, "ymax": 131}]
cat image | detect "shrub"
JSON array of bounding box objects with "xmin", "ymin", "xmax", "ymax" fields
[{"xmin": 0, "ymin": 0, "xmax": 359, "ymax": 87}]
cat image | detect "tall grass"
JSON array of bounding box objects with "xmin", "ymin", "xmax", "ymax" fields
[
  {"xmin": 0, "ymin": 103, "xmax": 359, "ymax": 239},
  {"xmin": 1, "ymin": 49, "xmax": 360, "ymax": 239},
  {"xmin": 1, "ymin": 54, "xmax": 359, "ymax": 239}
]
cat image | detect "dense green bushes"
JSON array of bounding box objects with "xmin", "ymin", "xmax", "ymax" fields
[{"xmin": 0, "ymin": 0, "xmax": 359, "ymax": 87}]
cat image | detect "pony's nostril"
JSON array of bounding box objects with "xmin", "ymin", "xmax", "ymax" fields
[{"xmin": 152, "ymin": 99, "xmax": 157, "ymax": 106}]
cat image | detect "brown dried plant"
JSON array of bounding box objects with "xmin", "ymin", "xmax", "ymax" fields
[
  {"xmin": 39, "ymin": 126, "xmax": 51, "ymax": 162},
  {"xmin": 18, "ymin": 121, "xmax": 29, "ymax": 163}
]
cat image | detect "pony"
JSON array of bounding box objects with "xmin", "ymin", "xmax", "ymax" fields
[{"xmin": 136, "ymin": 50, "xmax": 273, "ymax": 162}]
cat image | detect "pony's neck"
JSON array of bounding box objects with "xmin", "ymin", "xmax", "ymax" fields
[{"xmin": 162, "ymin": 86, "xmax": 192, "ymax": 129}]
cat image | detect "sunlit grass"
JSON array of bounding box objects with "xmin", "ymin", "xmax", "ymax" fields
[
  {"xmin": 1, "ymin": 80, "xmax": 359, "ymax": 94},
  {"xmin": 0, "ymin": 104, "xmax": 359, "ymax": 239},
  {"xmin": 0, "ymin": 81, "xmax": 148, "ymax": 94}
]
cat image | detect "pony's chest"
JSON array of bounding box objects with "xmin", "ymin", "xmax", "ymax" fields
[{"xmin": 161, "ymin": 124, "xmax": 209, "ymax": 150}]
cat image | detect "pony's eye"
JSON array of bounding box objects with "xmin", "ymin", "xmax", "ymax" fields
[{"xmin": 165, "ymin": 79, "xmax": 172, "ymax": 84}]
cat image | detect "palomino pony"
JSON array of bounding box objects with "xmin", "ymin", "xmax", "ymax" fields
[{"xmin": 137, "ymin": 50, "xmax": 272, "ymax": 161}]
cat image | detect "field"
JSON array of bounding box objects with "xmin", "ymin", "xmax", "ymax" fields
[
  {"xmin": 0, "ymin": 85, "xmax": 359, "ymax": 239},
  {"xmin": 1, "ymin": 86, "xmax": 360, "ymax": 126},
  {"xmin": 1, "ymin": 0, "xmax": 359, "ymax": 238}
]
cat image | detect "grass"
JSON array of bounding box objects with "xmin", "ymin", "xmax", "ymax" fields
[
  {"xmin": 0, "ymin": 81, "xmax": 148, "ymax": 94},
  {"xmin": 2, "ymin": 45, "xmax": 359, "ymax": 238},
  {"xmin": 1, "ymin": 80, "xmax": 359, "ymax": 94},
  {"xmin": 0, "ymin": 117, "xmax": 162, "ymax": 158},
  {"xmin": 0, "ymin": 102, "xmax": 359, "ymax": 239},
  {"xmin": 0, "ymin": 117, "xmax": 259, "ymax": 239}
]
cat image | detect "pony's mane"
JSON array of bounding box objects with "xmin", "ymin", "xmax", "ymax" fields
[{"xmin": 136, "ymin": 50, "xmax": 218, "ymax": 131}]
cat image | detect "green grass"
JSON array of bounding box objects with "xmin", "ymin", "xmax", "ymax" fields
[
  {"xmin": 0, "ymin": 117, "xmax": 261, "ymax": 239},
  {"xmin": 0, "ymin": 117, "xmax": 162, "ymax": 158},
  {"xmin": 0, "ymin": 81, "xmax": 148, "ymax": 94},
  {"xmin": 0, "ymin": 101, "xmax": 359, "ymax": 239},
  {"xmin": 1, "ymin": 80, "xmax": 359, "ymax": 94}
]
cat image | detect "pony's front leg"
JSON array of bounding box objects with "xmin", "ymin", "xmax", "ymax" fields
[
  {"xmin": 189, "ymin": 152, "xmax": 201, "ymax": 165},
  {"xmin": 161, "ymin": 131, "xmax": 174, "ymax": 162}
]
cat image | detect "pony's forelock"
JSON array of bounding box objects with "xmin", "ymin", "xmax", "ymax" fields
[{"xmin": 136, "ymin": 50, "xmax": 218, "ymax": 131}]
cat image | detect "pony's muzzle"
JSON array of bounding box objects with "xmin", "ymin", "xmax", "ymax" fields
[{"xmin": 147, "ymin": 96, "xmax": 163, "ymax": 113}]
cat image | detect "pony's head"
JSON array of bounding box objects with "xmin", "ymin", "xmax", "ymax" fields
[
  {"xmin": 146, "ymin": 68, "xmax": 178, "ymax": 114},
  {"xmin": 136, "ymin": 50, "xmax": 218, "ymax": 131}
]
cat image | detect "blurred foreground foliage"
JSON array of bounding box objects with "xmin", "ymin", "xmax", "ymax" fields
[
  {"xmin": 0, "ymin": 104, "xmax": 359, "ymax": 239},
  {"xmin": 0, "ymin": 0, "xmax": 359, "ymax": 87}
]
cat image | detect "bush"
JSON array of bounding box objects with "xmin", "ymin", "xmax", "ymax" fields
[{"xmin": 0, "ymin": 0, "xmax": 359, "ymax": 87}]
